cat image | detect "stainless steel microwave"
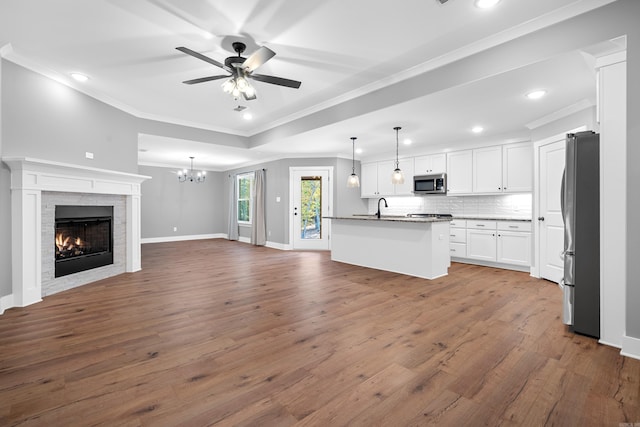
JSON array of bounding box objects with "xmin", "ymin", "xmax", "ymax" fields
[{"xmin": 413, "ymin": 173, "xmax": 447, "ymax": 194}]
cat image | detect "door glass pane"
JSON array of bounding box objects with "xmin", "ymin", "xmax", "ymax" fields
[{"xmin": 300, "ymin": 176, "xmax": 322, "ymax": 240}]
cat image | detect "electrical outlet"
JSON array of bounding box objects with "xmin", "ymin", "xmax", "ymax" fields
[
  {"xmin": 85, "ymin": 152, "xmax": 94, "ymax": 159},
  {"xmin": 173, "ymin": 227, "xmax": 177, "ymax": 232},
  {"xmin": 268, "ymin": 230, "xmax": 271, "ymax": 236}
]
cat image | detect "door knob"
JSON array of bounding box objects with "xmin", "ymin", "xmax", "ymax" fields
[{"xmin": 538, "ymin": 216, "xmax": 545, "ymax": 221}]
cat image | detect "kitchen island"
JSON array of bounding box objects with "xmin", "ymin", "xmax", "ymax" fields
[{"xmin": 326, "ymin": 215, "xmax": 451, "ymax": 280}]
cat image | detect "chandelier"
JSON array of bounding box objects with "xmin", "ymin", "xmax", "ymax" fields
[{"xmin": 177, "ymin": 157, "xmax": 206, "ymax": 183}]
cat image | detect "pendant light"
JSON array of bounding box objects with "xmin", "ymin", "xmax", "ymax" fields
[
  {"xmin": 347, "ymin": 137, "xmax": 360, "ymax": 188},
  {"xmin": 391, "ymin": 126, "xmax": 404, "ymax": 185}
]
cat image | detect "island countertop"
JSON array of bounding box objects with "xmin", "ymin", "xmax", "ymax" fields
[{"xmin": 325, "ymin": 215, "xmax": 451, "ymax": 223}]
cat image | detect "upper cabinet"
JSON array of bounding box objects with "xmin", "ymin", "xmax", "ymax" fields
[
  {"xmin": 502, "ymin": 142, "xmax": 533, "ymax": 193},
  {"xmin": 414, "ymin": 153, "xmax": 446, "ymax": 175},
  {"xmin": 472, "ymin": 142, "xmax": 533, "ymax": 194},
  {"xmin": 446, "ymin": 150, "xmax": 473, "ymax": 194},
  {"xmin": 360, "ymin": 159, "xmax": 414, "ymax": 197},
  {"xmin": 361, "ymin": 142, "xmax": 532, "ymax": 198},
  {"xmin": 473, "ymin": 146, "xmax": 503, "ymax": 193}
]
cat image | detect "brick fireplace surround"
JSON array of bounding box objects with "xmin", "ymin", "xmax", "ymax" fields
[{"xmin": 1, "ymin": 157, "xmax": 149, "ymax": 312}]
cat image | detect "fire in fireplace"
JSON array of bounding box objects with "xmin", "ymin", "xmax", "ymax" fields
[{"xmin": 55, "ymin": 205, "xmax": 114, "ymax": 277}]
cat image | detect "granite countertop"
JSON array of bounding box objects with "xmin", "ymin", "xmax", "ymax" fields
[
  {"xmin": 328, "ymin": 214, "xmax": 532, "ymax": 223},
  {"xmin": 451, "ymin": 215, "xmax": 532, "ymax": 222},
  {"xmin": 326, "ymin": 215, "xmax": 452, "ymax": 223}
]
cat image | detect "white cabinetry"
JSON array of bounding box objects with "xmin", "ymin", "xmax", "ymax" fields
[
  {"xmin": 451, "ymin": 219, "xmax": 531, "ymax": 270},
  {"xmin": 414, "ymin": 153, "xmax": 446, "ymax": 175},
  {"xmin": 360, "ymin": 159, "xmax": 414, "ymax": 197},
  {"xmin": 446, "ymin": 150, "xmax": 473, "ymax": 194},
  {"xmin": 473, "ymin": 146, "xmax": 502, "ymax": 193},
  {"xmin": 360, "ymin": 162, "xmax": 380, "ymax": 197},
  {"xmin": 449, "ymin": 220, "xmax": 467, "ymax": 258},
  {"xmin": 472, "ymin": 142, "xmax": 533, "ymax": 194},
  {"xmin": 496, "ymin": 221, "xmax": 531, "ymax": 266},
  {"xmin": 502, "ymin": 142, "xmax": 533, "ymax": 192},
  {"xmin": 466, "ymin": 220, "xmax": 497, "ymax": 262}
]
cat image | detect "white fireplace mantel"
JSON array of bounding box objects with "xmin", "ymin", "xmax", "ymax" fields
[{"xmin": 2, "ymin": 157, "xmax": 151, "ymax": 310}]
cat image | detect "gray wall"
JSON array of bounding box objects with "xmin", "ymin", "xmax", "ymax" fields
[
  {"xmin": 1, "ymin": 61, "xmax": 138, "ymax": 173},
  {"xmin": 225, "ymin": 157, "xmax": 367, "ymax": 245},
  {"xmin": 139, "ymin": 165, "xmax": 225, "ymax": 239}
]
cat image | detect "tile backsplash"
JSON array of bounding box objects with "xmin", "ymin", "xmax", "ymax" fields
[{"xmin": 367, "ymin": 194, "xmax": 532, "ymax": 218}]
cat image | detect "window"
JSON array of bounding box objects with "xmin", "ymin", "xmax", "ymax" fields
[{"xmin": 237, "ymin": 173, "xmax": 253, "ymax": 224}]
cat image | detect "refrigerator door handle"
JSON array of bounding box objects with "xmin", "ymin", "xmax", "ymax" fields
[{"xmin": 562, "ymin": 280, "xmax": 574, "ymax": 325}]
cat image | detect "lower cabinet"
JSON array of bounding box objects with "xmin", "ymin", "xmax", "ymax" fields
[
  {"xmin": 497, "ymin": 230, "xmax": 531, "ymax": 266},
  {"xmin": 450, "ymin": 219, "xmax": 531, "ymax": 270},
  {"xmin": 467, "ymin": 229, "xmax": 497, "ymax": 262}
]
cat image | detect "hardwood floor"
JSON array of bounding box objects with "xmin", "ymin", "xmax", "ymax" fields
[{"xmin": 1, "ymin": 239, "xmax": 638, "ymax": 426}]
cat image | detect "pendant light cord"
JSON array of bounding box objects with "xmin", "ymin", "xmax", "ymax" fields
[{"xmin": 394, "ymin": 126, "xmax": 401, "ymax": 168}]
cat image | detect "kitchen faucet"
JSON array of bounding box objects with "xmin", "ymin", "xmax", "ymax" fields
[{"xmin": 376, "ymin": 197, "xmax": 388, "ymax": 219}]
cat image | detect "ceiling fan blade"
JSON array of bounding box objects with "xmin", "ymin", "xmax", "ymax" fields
[
  {"xmin": 182, "ymin": 75, "xmax": 229, "ymax": 85},
  {"xmin": 250, "ymin": 73, "xmax": 301, "ymax": 89},
  {"xmin": 242, "ymin": 46, "xmax": 276, "ymax": 72},
  {"xmin": 176, "ymin": 46, "xmax": 231, "ymax": 72},
  {"xmin": 242, "ymin": 91, "xmax": 257, "ymax": 101}
]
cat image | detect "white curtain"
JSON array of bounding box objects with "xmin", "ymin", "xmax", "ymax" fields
[
  {"xmin": 227, "ymin": 174, "xmax": 239, "ymax": 240},
  {"xmin": 251, "ymin": 169, "xmax": 266, "ymax": 246}
]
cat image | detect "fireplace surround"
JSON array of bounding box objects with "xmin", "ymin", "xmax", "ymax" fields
[{"xmin": 1, "ymin": 157, "xmax": 149, "ymax": 310}]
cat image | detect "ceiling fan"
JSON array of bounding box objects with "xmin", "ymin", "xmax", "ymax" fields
[{"xmin": 176, "ymin": 42, "xmax": 302, "ymax": 101}]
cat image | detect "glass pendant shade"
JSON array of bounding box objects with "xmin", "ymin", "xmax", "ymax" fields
[
  {"xmin": 391, "ymin": 168, "xmax": 404, "ymax": 184},
  {"xmin": 347, "ymin": 173, "xmax": 360, "ymax": 188}
]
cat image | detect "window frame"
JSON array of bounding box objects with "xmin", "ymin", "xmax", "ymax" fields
[{"xmin": 236, "ymin": 172, "xmax": 254, "ymax": 225}]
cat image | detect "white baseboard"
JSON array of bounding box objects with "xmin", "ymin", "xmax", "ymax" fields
[
  {"xmin": 620, "ymin": 334, "xmax": 640, "ymax": 360},
  {"xmin": 141, "ymin": 233, "xmax": 225, "ymax": 244},
  {"xmin": 266, "ymin": 241, "xmax": 292, "ymax": 250},
  {"xmin": 0, "ymin": 293, "xmax": 14, "ymax": 315}
]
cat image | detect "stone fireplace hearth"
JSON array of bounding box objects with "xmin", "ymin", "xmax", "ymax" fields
[{"xmin": 2, "ymin": 157, "xmax": 150, "ymax": 310}]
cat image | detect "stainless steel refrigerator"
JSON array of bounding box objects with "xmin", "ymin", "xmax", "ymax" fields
[{"xmin": 561, "ymin": 131, "xmax": 600, "ymax": 338}]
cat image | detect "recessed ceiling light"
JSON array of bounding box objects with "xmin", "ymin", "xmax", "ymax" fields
[
  {"xmin": 70, "ymin": 73, "xmax": 89, "ymax": 82},
  {"xmin": 403, "ymin": 138, "xmax": 412, "ymax": 145},
  {"xmin": 472, "ymin": 126, "xmax": 484, "ymax": 134},
  {"xmin": 475, "ymin": 0, "xmax": 501, "ymax": 9},
  {"xmin": 243, "ymin": 112, "xmax": 253, "ymax": 120},
  {"xmin": 526, "ymin": 90, "xmax": 547, "ymax": 100}
]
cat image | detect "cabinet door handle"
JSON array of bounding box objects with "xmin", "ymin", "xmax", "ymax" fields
[
  {"xmin": 476, "ymin": 224, "xmax": 485, "ymax": 227},
  {"xmin": 508, "ymin": 225, "xmax": 518, "ymax": 229},
  {"xmin": 538, "ymin": 216, "xmax": 545, "ymax": 221}
]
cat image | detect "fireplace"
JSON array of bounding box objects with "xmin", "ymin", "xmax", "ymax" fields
[{"xmin": 55, "ymin": 205, "xmax": 114, "ymax": 277}]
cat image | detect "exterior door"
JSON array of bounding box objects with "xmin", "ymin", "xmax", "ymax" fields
[
  {"xmin": 291, "ymin": 168, "xmax": 332, "ymax": 250},
  {"xmin": 537, "ymin": 138, "xmax": 566, "ymax": 283}
]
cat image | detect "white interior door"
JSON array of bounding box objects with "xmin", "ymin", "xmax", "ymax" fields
[
  {"xmin": 291, "ymin": 168, "xmax": 332, "ymax": 250},
  {"xmin": 537, "ymin": 138, "xmax": 566, "ymax": 283}
]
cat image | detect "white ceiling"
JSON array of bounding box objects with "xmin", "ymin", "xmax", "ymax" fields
[{"xmin": 0, "ymin": 0, "xmax": 618, "ymax": 171}]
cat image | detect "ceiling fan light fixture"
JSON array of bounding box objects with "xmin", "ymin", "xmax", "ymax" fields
[
  {"xmin": 244, "ymin": 84, "xmax": 256, "ymax": 98},
  {"xmin": 236, "ymin": 76, "xmax": 249, "ymax": 91},
  {"xmin": 222, "ymin": 78, "xmax": 235, "ymax": 93}
]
